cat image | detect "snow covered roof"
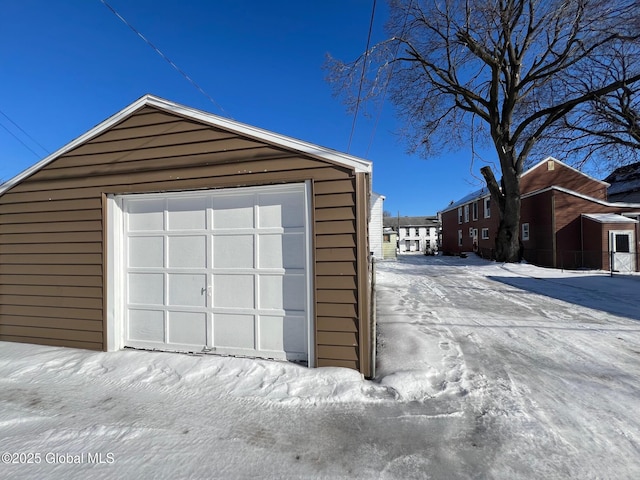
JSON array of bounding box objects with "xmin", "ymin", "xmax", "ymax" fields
[
  {"xmin": 0, "ymin": 94, "xmax": 372, "ymax": 196},
  {"xmin": 582, "ymin": 213, "xmax": 639, "ymax": 224},
  {"xmin": 604, "ymin": 162, "xmax": 640, "ymax": 194},
  {"xmin": 440, "ymin": 157, "xmax": 613, "ymax": 215},
  {"xmin": 439, "ymin": 187, "xmax": 490, "ymax": 214}
]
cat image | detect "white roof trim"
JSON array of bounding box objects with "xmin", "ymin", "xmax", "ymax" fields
[
  {"xmin": 581, "ymin": 213, "xmax": 638, "ymax": 224},
  {"xmin": 439, "ymin": 156, "xmax": 612, "ymax": 214},
  {"xmin": 522, "ymin": 156, "xmax": 610, "ymax": 187},
  {"xmin": 523, "ymin": 185, "xmax": 640, "ymax": 208},
  {"xmin": 0, "ymin": 94, "xmax": 371, "ymax": 195}
]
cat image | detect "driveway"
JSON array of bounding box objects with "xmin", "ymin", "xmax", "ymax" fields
[
  {"xmin": 375, "ymin": 254, "xmax": 640, "ymax": 479},
  {"xmin": 2, "ymin": 254, "xmax": 639, "ymax": 479}
]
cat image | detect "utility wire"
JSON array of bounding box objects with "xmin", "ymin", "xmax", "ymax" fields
[
  {"xmin": 0, "ymin": 108, "xmax": 50, "ymax": 157},
  {"xmin": 348, "ymin": 0, "xmax": 377, "ymax": 153},
  {"xmin": 99, "ymin": 0, "xmax": 230, "ymax": 118},
  {"xmin": 0, "ymin": 121, "xmax": 44, "ymax": 159},
  {"xmin": 365, "ymin": 0, "xmax": 413, "ymax": 157}
]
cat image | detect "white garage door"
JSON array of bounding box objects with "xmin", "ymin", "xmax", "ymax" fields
[{"xmin": 116, "ymin": 183, "xmax": 311, "ymax": 363}]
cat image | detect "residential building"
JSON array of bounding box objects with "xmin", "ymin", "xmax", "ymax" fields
[
  {"xmin": 440, "ymin": 157, "xmax": 640, "ymax": 272},
  {"xmin": 605, "ymin": 162, "xmax": 640, "ymax": 203},
  {"xmin": 383, "ymin": 216, "xmax": 440, "ymax": 254},
  {"xmin": 0, "ymin": 94, "xmax": 375, "ymax": 376}
]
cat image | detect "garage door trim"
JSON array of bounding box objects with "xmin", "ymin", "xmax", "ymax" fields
[{"xmin": 106, "ymin": 182, "xmax": 314, "ymax": 366}]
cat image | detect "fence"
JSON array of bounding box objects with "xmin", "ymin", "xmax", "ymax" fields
[{"xmin": 477, "ymin": 247, "xmax": 639, "ymax": 273}]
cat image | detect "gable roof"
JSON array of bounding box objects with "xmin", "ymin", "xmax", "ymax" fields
[
  {"xmin": 522, "ymin": 156, "xmax": 610, "ymax": 186},
  {"xmin": 439, "ymin": 156, "xmax": 609, "ymax": 214},
  {"xmin": 604, "ymin": 161, "xmax": 640, "ymax": 196},
  {"xmin": 0, "ymin": 94, "xmax": 372, "ymax": 195}
]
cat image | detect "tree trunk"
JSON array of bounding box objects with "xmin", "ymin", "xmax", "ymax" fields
[{"xmin": 480, "ymin": 165, "xmax": 522, "ymax": 263}]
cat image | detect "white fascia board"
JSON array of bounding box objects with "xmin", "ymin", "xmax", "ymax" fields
[
  {"xmin": 145, "ymin": 95, "xmax": 372, "ymax": 174},
  {"xmin": 524, "ymin": 185, "xmax": 640, "ymax": 208},
  {"xmin": 0, "ymin": 95, "xmax": 151, "ymax": 195},
  {"xmin": 0, "ymin": 94, "xmax": 371, "ymax": 196},
  {"xmin": 582, "ymin": 213, "xmax": 638, "ymax": 224}
]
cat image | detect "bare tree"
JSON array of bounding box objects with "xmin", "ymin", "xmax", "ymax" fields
[
  {"xmin": 547, "ymin": 48, "xmax": 640, "ymax": 170},
  {"xmin": 327, "ymin": 0, "xmax": 640, "ymax": 262}
]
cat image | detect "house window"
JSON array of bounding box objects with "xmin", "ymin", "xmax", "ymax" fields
[
  {"xmin": 481, "ymin": 228, "xmax": 489, "ymax": 240},
  {"xmin": 522, "ymin": 223, "xmax": 530, "ymax": 241},
  {"xmin": 472, "ymin": 201, "xmax": 478, "ymax": 220},
  {"xmin": 484, "ymin": 197, "xmax": 491, "ymax": 218},
  {"xmin": 405, "ymin": 228, "xmax": 410, "ymax": 237},
  {"xmin": 615, "ymin": 233, "xmax": 630, "ymax": 253},
  {"xmin": 383, "ymin": 234, "xmax": 390, "ymax": 242},
  {"xmin": 458, "ymin": 207, "xmax": 463, "ymax": 224},
  {"xmin": 469, "ymin": 227, "xmax": 474, "ymax": 237},
  {"xmin": 458, "ymin": 230, "xmax": 463, "ymax": 246},
  {"xmin": 464, "ymin": 205, "xmax": 469, "ymax": 223}
]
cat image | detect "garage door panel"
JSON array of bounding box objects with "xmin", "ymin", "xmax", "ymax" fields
[
  {"xmin": 258, "ymin": 192, "xmax": 305, "ymax": 228},
  {"xmin": 283, "ymin": 274, "xmax": 306, "ymax": 311},
  {"xmin": 214, "ymin": 313, "xmax": 255, "ymax": 349},
  {"xmin": 258, "ymin": 233, "xmax": 304, "ymax": 269},
  {"xmin": 212, "ymin": 195, "xmax": 254, "ymax": 229},
  {"xmin": 259, "ymin": 315, "xmax": 306, "ymax": 358},
  {"xmin": 167, "ymin": 196, "xmax": 207, "ymax": 230},
  {"xmin": 213, "ymin": 274, "xmax": 254, "ymax": 308},
  {"xmin": 168, "ymin": 274, "xmax": 206, "ymax": 307},
  {"xmin": 128, "ymin": 309, "xmax": 164, "ymax": 342},
  {"xmin": 168, "ymin": 235, "xmax": 206, "ymax": 268},
  {"xmin": 129, "ymin": 236, "xmax": 164, "ymax": 268},
  {"xmin": 120, "ymin": 184, "xmax": 309, "ymax": 363},
  {"xmin": 167, "ymin": 311, "xmax": 207, "ymax": 346},
  {"xmin": 258, "ymin": 274, "xmax": 305, "ymax": 311},
  {"xmin": 129, "ymin": 273, "xmax": 164, "ymax": 305},
  {"xmin": 128, "ymin": 199, "xmax": 165, "ymax": 231},
  {"xmin": 259, "ymin": 275, "xmax": 283, "ymax": 310},
  {"xmin": 213, "ymin": 235, "xmax": 254, "ymax": 268}
]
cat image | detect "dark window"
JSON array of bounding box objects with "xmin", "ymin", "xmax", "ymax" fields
[{"xmin": 615, "ymin": 234, "xmax": 630, "ymax": 253}]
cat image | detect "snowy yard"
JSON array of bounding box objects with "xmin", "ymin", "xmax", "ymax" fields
[{"xmin": 2, "ymin": 255, "xmax": 640, "ymax": 479}]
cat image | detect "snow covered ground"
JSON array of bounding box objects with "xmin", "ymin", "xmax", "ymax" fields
[{"xmin": 2, "ymin": 255, "xmax": 640, "ymax": 479}]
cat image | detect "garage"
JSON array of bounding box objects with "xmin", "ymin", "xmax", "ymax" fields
[
  {"xmin": 0, "ymin": 94, "xmax": 374, "ymax": 375},
  {"xmin": 110, "ymin": 184, "xmax": 312, "ymax": 363}
]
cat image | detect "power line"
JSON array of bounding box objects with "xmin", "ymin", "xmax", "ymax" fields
[
  {"xmin": 348, "ymin": 0, "xmax": 377, "ymax": 153},
  {"xmin": 99, "ymin": 0, "xmax": 230, "ymax": 118},
  {"xmin": 0, "ymin": 108, "xmax": 50, "ymax": 157},
  {"xmin": 365, "ymin": 0, "xmax": 413, "ymax": 157},
  {"xmin": 0, "ymin": 121, "xmax": 44, "ymax": 159}
]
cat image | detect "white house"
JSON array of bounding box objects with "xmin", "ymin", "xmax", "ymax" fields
[{"xmin": 383, "ymin": 216, "xmax": 440, "ymax": 254}]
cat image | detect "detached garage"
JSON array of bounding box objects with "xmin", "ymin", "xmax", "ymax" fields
[{"xmin": 0, "ymin": 95, "xmax": 374, "ymax": 376}]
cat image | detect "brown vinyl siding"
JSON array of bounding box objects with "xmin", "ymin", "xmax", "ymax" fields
[{"xmin": 0, "ymin": 105, "xmax": 370, "ymax": 373}]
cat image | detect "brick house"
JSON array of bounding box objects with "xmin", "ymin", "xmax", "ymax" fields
[{"xmin": 440, "ymin": 157, "xmax": 640, "ymax": 272}]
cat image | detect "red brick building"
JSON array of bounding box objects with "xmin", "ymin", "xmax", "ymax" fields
[{"xmin": 440, "ymin": 157, "xmax": 640, "ymax": 272}]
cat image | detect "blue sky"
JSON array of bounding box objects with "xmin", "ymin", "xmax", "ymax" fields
[{"xmin": 1, "ymin": 0, "xmax": 496, "ymax": 216}]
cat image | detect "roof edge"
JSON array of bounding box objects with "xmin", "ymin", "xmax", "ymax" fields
[
  {"xmin": 0, "ymin": 94, "xmax": 372, "ymax": 195},
  {"xmin": 523, "ymin": 184, "xmax": 640, "ymax": 208},
  {"xmin": 523, "ymin": 156, "xmax": 610, "ymax": 187},
  {"xmin": 145, "ymin": 95, "xmax": 372, "ymax": 174},
  {"xmin": 0, "ymin": 94, "xmax": 151, "ymax": 195}
]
